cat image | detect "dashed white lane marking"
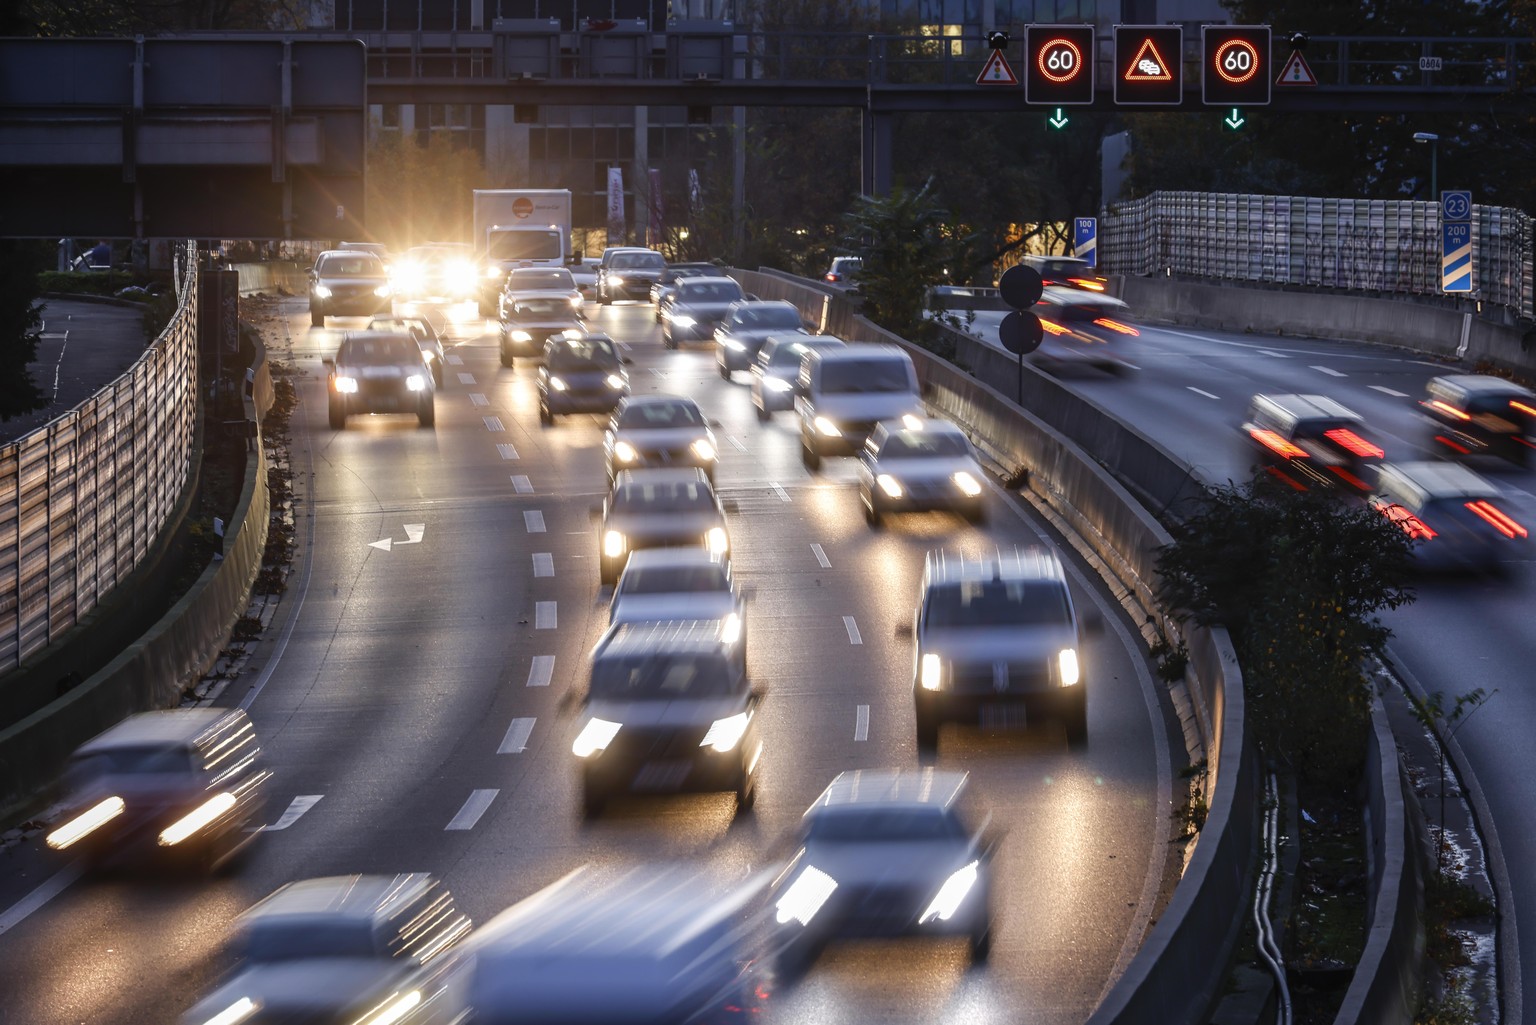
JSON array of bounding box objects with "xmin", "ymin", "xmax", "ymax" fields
[
  {"xmin": 498, "ymin": 718, "xmax": 536, "ymax": 754},
  {"xmin": 457, "ymin": 372, "xmax": 475, "ymax": 384},
  {"xmin": 811, "ymin": 543, "xmax": 831, "ymax": 569},
  {"xmin": 484, "ymin": 416, "xmax": 505, "ymax": 432},
  {"xmin": 265, "ymin": 795, "xmax": 323, "ymax": 831},
  {"xmin": 771, "ymin": 483, "xmax": 791, "ymax": 502},
  {"xmin": 446, "ymin": 354, "xmax": 464, "ymax": 366},
  {"xmin": 445, "ymin": 789, "xmax": 498, "ymax": 830},
  {"xmin": 535, "ymin": 601, "xmax": 557, "ymax": 629},
  {"xmin": 727, "ymin": 435, "xmax": 747, "ymax": 453},
  {"xmin": 1186, "ymin": 387, "xmax": 1220, "ymax": 400},
  {"xmin": 1311, "ymin": 365, "xmax": 1347, "ymax": 377},
  {"xmin": 854, "ymin": 705, "xmax": 870, "ymax": 742},
  {"xmin": 511, "ymin": 475, "xmax": 533, "ymax": 493},
  {"xmin": 648, "ymin": 368, "xmax": 664, "ymax": 378},
  {"xmin": 843, "ymin": 616, "xmax": 862, "ymax": 645},
  {"xmin": 470, "ymin": 393, "xmax": 489, "ymax": 406},
  {"xmin": 1370, "ymin": 385, "xmax": 1410, "ymax": 398},
  {"xmin": 524, "ymin": 511, "xmax": 546, "ymax": 533},
  {"xmin": 497, "ymin": 443, "xmax": 520, "ymax": 460},
  {"xmin": 533, "ymin": 553, "xmax": 554, "ymax": 577},
  {"xmin": 1256, "ymin": 349, "xmax": 1290, "ymax": 358},
  {"xmin": 0, "ymin": 865, "xmax": 82, "ymax": 938},
  {"xmin": 526, "ymin": 656, "xmax": 555, "ymax": 687}
]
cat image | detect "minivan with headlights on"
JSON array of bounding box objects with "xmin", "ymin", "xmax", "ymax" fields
[{"xmin": 324, "ymin": 331, "xmax": 436, "ymax": 429}]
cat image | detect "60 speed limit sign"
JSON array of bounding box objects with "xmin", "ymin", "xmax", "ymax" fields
[
  {"xmin": 1201, "ymin": 25, "xmax": 1271, "ymax": 106},
  {"xmin": 1025, "ymin": 25, "xmax": 1095, "ymax": 105}
]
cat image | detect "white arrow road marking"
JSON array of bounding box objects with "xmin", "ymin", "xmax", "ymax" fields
[
  {"xmin": 511, "ymin": 475, "xmax": 533, "ymax": 493},
  {"xmin": 811, "ymin": 543, "xmax": 831, "ymax": 569},
  {"xmin": 1370, "ymin": 385, "xmax": 1410, "ymax": 398},
  {"xmin": 536, "ymin": 601, "xmax": 557, "ymax": 629},
  {"xmin": 533, "ymin": 553, "xmax": 554, "ymax": 577},
  {"xmin": 854, "ymin": 705, "xmax": 870, "ymax": 742},
  {"xmin": 265, "ymin": 795, "xmax": 323, "ymax": 831},
  {"xmin": 526, "ymin": 656, "xmax": 555, "ymax": 687},
  {"xmin": 497, "ymin": 443, "xmax": 520, "ymax": 460},
  {"xmin": 498, "ymin": 718, "xmax": 535, "ymax": 754},
  {"xmin": 445, "ymin": 789, "xmax": 498, "ymax": 830},
  {"xmin": 368, "ymin": 524, "xmax": 425, "ymax": 550},
  {"xmin": 1311, "ymin": 365, "xmax": 1347, "ymax": 377},
  {"xmin": 524, "ymin": 511, "xmax": 546, "ymax": 533},
  {"xmin": 368, "ymin": 538, "xmax": 392, "ymax": 552},
  {"xmin": 843, "ymin": 616, "xmax": 862, "ymax": 645},
  {"xmin": 484, "ymin": 416, "xmax": 505, "ymax": 432},
  {"xmin": 470, "ymin": 393, "xmax": 489, "ymax": 406}
]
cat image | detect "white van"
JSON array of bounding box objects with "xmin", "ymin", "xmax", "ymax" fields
[{"xmin": 794, "ymin": 343, "xmax": 923, "ymax": 470}]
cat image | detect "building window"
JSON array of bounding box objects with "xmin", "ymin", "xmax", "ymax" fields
[{"xmin": 380, "ymin": 104, "xmax": 400, "ymax": 128}]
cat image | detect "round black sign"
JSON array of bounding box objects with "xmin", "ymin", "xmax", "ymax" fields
[
  {"xmin": 999, "ymin": 310, "xmax": 1045, "ymax": 355},
  {"xmin": 998, "ymin": 265, "xmax": 1045, "ymax": 310}
]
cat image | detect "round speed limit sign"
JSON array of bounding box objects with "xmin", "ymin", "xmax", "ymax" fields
[
  {"xmin": 1213, "ymin": 39, "xmax": 1259, "ymax": 84},
  {"xmin": 1038, "ymin": 38, "xmax": 1085, "ymax": 84}
]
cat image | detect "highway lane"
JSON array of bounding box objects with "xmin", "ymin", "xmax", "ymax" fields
[
  {"xmin": 968, "ymin": 307, "xmax": 1535, "ymax": 1006},
  {"xmin": 0, "ymin": 299, "xmax": 1181, "ymax": 1025}
]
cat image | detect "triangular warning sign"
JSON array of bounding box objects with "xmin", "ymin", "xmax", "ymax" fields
[
  {"xmin": 976, "ymin": 50, "xmax": 1019, "ymax": 86},
  {"xmin": 1275, "ymin": 49, "xmax": 1318, "ymax": 86},
  {"xmin": 1123, "ymin": 38, "xmax": 1173, "ymax": 81}
]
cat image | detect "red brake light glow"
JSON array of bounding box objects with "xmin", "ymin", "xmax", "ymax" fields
[
  {"xmin": 1425, "ymin": 399, "xmax": 1472, "ymax": 421},
  {"xmin": 1465, "ymin": 500, "xmax": 1528, "ymax": 539},
  {"xmin": 1040, "ymin": 318, "xmax": 1071, "ymax": 335},
  {"xmin": 1250, "ymin": 429, "xmax": 1308, "ymax": 459},
  {"xmin": 1092, "ymin": 318, "xmax": 1140, "ymax": 336},
  {"xmin": 1067, "ymin": 277, "xmax": 1107, "ymax": 292},
  {"xmin": 1323, "ymin": 428, "xmax": 1385, "ymax": 459},
  {"xmin": 1381, "ymin": 504, "xmax": 1436, "ymax": 540}
]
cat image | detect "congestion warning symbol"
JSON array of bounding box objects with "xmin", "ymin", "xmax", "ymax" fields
[
  {"xmin": 1124, "ymin": 38, "xmax": 1173, "ymax": 81},
  {"xmin": 977, "ymin": 49, "xmax": 1020, "ymax": 86}
]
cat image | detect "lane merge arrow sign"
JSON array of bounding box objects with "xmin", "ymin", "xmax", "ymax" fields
[
  {"xmin": 368, "ymin": 523, "xmax": 426, "ymax": 552},
  {"xmin": 1048, "ymin": 107, "xmax": 1069, "ymax": 128},
  {"xmin": 1225, "ymin": 107, "xmax": 1246, "ymax": 129},
  {"xmin": 977, "ymin": 49, "xmax": 1020, "ymax": 86}
]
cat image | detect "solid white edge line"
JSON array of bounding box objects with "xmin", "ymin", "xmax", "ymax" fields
[{"xmin": 0, "ymin": 863, "xmax": 83, "ymax": 937}]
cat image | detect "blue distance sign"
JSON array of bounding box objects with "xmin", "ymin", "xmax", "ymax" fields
[
  {"xmin": 1442, "ymin": 222, "xmax": 1473, "ymax": 293},
  {"xmin": 1074, "ymin": 217, "xmax": 1098, "ymax": 268}
]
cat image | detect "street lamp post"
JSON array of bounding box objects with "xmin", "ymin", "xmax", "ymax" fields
[{"xmin": 1413, "ymin": 131, "xmax": 1439, "ymax": 206}]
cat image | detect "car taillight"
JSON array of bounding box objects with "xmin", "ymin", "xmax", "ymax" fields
[
  {"xmin": 1381, "ymin": 503, "xmax": 1436, "ymax": 540},
  {"xmin": 1323, "ymin": 428, "xmax": 1384, "ymax": 459},
  {"xmin": 1092, "ymin": 317, "xmax": 1139, "ymax": 336},
  {"xmin": 1424, "ymin": 399, "xmax": 1472, "ymax": 421},
  {"xmin": 1250, "ymin": 429, "xmax": 1308, "ymax": 459},
  {"xmin": 1066, "ymin": 277, "xmax": 1107, "ymax": 292},
  {"xmin": 1465, "ymin": 500, "xmax": 1528, "ymax": 539},
  {"xmin": 1511, "ymin": 400, "xmax": 1536, "ymax": 418}
]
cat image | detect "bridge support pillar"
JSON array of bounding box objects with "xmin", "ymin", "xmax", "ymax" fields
[{"xmin": 861, "ymin": 107, "xmax": 893, "ymax": 197}]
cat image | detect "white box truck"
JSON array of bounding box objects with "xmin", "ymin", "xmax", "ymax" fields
[{"xmin": 473, "ymin": 188, "xmax": 573, "ymax": 316}]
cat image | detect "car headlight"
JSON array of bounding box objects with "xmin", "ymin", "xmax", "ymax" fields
[
  {"xmin": 613, "ymin": 440, "xmax": 639, "ymax": 463},
  {"xmin": 357, "ymin": 990, "xmax": 422, "ymax": 1025},
  {"xmin": 562, "ymin": 328, "xmax": 585, "ymax": 340},
  {"xmin": 334, "ymin": 376, "xmax": 359, "ymax": 394},
  {"xmin": 602, "ymin": 530, "xmax": 627, "ymax": 558},
  {"xmin": 510, "ymin": 329, "xmax": 533, "ymax": 343},
  {"xmin": 814, "ymin": 416, "xmax": 842, "ymax": 438},
  {"xmin": 700, "ymin": 711, "xmax": 751, "ymax": 753},
  {"xmin": 876, "ymin": 474, "xmax": 904, "ymax": 499},
  {"xmin": 920, "ymin": 653, "xmax": 943, "ymax": 691},
  {"xmin": 1059, "ymin": 647, "xmax": 1080, "ymax": 687},
  {"xmin": 721, "ymin": 611, "xmax": 742, "ymax": 645},
  {"xmin": 919, "ymin": 861, "xmax": 980, "ymax": 924},
  {"xmin": 549, "ymin": 377, "xmax": 569, "ymax": 392},
  {"xmin": 485, "ymin": 265, "xmax": 503, "ymax": 279},
  {"xmin": 691, "ymin": 438, "xmax": 717, "ymax": 461},
  {"xmin": 570, "ymin": 295, "xmax": 583, "ymax": 309},
  {"xmin": 313, "ymin": 284, "xmax": 332, "ymax": 298},
  {"xmin": 671, "ymin": 314, "xmax": 697, "ymax": 328},
  {"xmin": 952, "ymin": 471, "xmax": 982, "ymax": 497},
  {"xmin": 394, "ymin": 264, "xmax": 423, "ymax": 288},
  {"xmin": 449, "ymin": 261, "xmax": 477, "ymax": 289},
  {"xmin": 406, "ymin": 374, "xmax": 426, "ymax": 391},
  {"xmin": 374, "ymin": 284, "xmax": 392, "ymax": 298},
  {"xmin": 766, "ymin": 378, "xmax": 793, "ymax": 393},
  {"xmin": 724, "ymin": 339, "xmax": 746, "ymax": 351},
  {"xmin": 572, "ymin": 718, "xmax": 621, "ymax": 757},
  {"xmin": 46, "ymin": 796, "xmax": 125, "ymax": 850},
  {"xmin": 608, "ymin": 274, "xmax": 626, "ymax": 287},
  {"xmin": 158, "ymin": 792, "xmax": 237, "ymax": 846},
  {"xmin": 706, "ymin": 526, "xmax": 730, "ymax": 556},
  {"xmin": 902, "ymin": 414, "xmax": 925, "ymax": 431},
  {"xmin": 776, "ymin": 865, "xmax": 838, "ymax": 926},
  {"xmin": 605, "ymin": 374, "xmax": 626, "ymax": 389}
]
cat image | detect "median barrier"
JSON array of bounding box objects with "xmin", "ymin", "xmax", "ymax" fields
[{"xmin": 233, "ymin": 261, "xmax": 309, "ymax": 296}]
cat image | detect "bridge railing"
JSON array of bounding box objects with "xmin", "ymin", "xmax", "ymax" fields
[{"xmin": 1101, "ymin": 190, "xmax": 1535, "ymax": 322}]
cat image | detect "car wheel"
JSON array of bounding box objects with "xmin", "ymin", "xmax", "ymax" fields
[
  {"xmin": 801, "ymin": 440, "xmax": 821, "ymax": 472},
  {"xmin": 539, "ymin": 403, "xmax": 553, "ymax": 427},
  {"xmin": 418, "ymin": 399, "xmax": 435, "ymax": 428},
  {"xmin": 310, "ymin": 307, "xmax": 324, "ymax": 328},
  {"xmin": 915, "ymin": 710, "xmax": 940, "ymax": 752},
  {"xmin": 328, "ymin": 399, "xmax": 346, "ymax": 430}
]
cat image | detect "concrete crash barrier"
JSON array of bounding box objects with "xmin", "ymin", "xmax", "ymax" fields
[
  {"xmin": 233, "ymin": 261, "xmax": 310, "ymax": 297},
  {"xmin": 0, "ymin": 343, "xmax": 274, "ymax": 820}
]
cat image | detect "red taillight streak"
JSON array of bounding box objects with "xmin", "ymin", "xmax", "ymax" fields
[
  {"xmin": 1426, "ymin": 399, "xmax": 1472, "ymax": 421},
  {"xmin": 1251, "ymin": 428, "xmax": 1308, "ymax": 459},
  {"xmin": 1040, "ymin": 318, "xmax": 1070, "ymax": 335},
  {"xmin": 1330, "ymin": 466, "xmax": 1370, "ymax": 491},
  {"xmin": 1092, "ymin": 317, "xmax": 1140, "ymax": 336},
  {"xmin": 1067, "ymin": 277, "xmax": 1107, "ymax": 291},
  {"xmin": 1510, "ymin": 400, "xmax": 1536, "ymax": 417},
  {"xmin": 1466, "ymin": 501, "xmax": 1528, "ymax": 539},
  {"xmin": 1382, "ymin": 504, "xmax": 1436, "ymax": 539},
  {"xmin": 1323, "ymin": 428, "xmax": 1384, "ymax": 458},
  {"xmin": 1434, "ymin": 435, "xmax": 1472, "ymax": 455}
]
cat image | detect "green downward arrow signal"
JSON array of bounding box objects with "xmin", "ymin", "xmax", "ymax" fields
[
  {"xmin": 1048, "ymin": 107, "xmax": 1069, "ymax": 130},
  {"xmin": 1224, "ymin": 107, "xmax": 1246, "ymax": 130}
]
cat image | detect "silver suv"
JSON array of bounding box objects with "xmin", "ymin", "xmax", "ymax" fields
[{"xmin": 910, "ymin": 547, "xmax": 1097, "ymax": 750}]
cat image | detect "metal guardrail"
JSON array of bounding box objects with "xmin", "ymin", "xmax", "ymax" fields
[
  {"xmin": 0, "ymin": 244, "xmax": 199, "ymax": 675},
  {"xmin": 1100, "ymin": 190, "xmax": 1535, "ymax": 322}
]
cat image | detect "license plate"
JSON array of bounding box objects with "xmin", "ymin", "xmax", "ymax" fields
[
  {"xmin": 633, "ymin": 761, "xmax": 691, "ymax": 790},
  {"xmin": 979, "ymin": 704, "xmax": 1026, "ymax": 730}
]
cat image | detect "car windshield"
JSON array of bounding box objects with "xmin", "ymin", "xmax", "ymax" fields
[
  {"xmin": 548, "ymin": 338, "xmax": 620, "ymax": 370},
  {"xmin": 367, "ymin": 318, "xmax": 433, "ymax": 341},
  {"xmin": 820, "ymin": 358, "xmax": 912, "ymax": 393},
  {"xmin": 243, "ymin": 922, "xmax": 377, "ymax": 962},
  {"xmin": 318, "ymin": 255, "xmax": 383, "ymax": 277},
  {"xmin": 879, "ymin": 431, "xmax": 971, "ymax": 459},
  {"xmin": 610, "ymin": 252, "xmax": 664, "ymax": 270},
  {"xmin": 613, "ymin": 480, "xmax": 716, "ymax": 513},
  {"xmin": 510, "ymin": 298, "xmax": 572, "ymax": 319},
  {"xmin": 806, "ymin": 807, "xmax": 964, "ymax": 843},
  {"xmin": 619, "ymin": 564, "xmax": 729, "ymax": 595},
  {"xmin": 617, "ymin": 401, "xmax": 703, "ymax": 429},
  {"xmin": 339, "ymin": 337, "xmax": 421, "ymax": 365},
  {"xmin": 924, "ymin": 580, "xmax": 1071, "ymax": 629},
  {"xmin": 678, "ymin": 281, "xmax": 743, "ymax": 303},
  {"xmin": 508, "ymin": 268, "xmax": 574, "ymax": 289},
  {"xmin": 590, "ymin": 654, "xmax": 737, "ymax": 700},
  {"xmin": 769, "ymin": 341, "xmax": 835, "ymax": 367},
  {"xmin": 663, "ymin": 266, "xmax": 713, "ymax": 282},
  {"xmin": 1033, "ymin": 259, "xmax": 1088, "ymax": 278},
  {"xmin": 71, "ymin": 747, "xmax": 195, "ymax": 777},
  {"xmin": 734, "ymin": 305, "xmax": 802, "ymax": 329}
]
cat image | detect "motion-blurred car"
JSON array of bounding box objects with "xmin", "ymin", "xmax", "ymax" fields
[
  {"xmin": 597, "ymin": 248, "xmax": 665, "ymax": 304},
  {"xmin": 46, "ymin": 708, "xmax": 269, "ymax": 872},
  {"xmin": 392, "ymin": 244, "xmax": 478, "ymax": 305},
  {"xmin": 1243, "ymin": 393, "xmax": 1386, "ymax": 492},
  {"xmin": 498, "ymin": 295, "xmax": 585, "ymax": 368},
  {"xmin": 771, "ymin": 768, "xmax": 997, "ymax": 974},
  {"xmin": 795, "ymin": 344, "xmax": 924, "ymax": 471},
  {"xmin": 574, "ymin": 619, "xmax": 762, "ymax": 814},
  {"xmin": 604, "ymin": 395, "xmax": 719, "ymax": 483},
  {"xmin": 1420, "ymin": 374, "xmax": 1536, "ymax": 466},
  {"xmin": 181, "ymin": 956, "xmax": 467, "ymax": 1025},
  {"xmin": 1030, "ymin": 283, "xmax": 1139, "ymax": 372},
  {"xmin": 1369, "ymin": 461, "xmax": 1528, "ymax": 574},
  {"xmin": 610, "ymin": 549, "xmax": 744, "ymax": 668},
  {"xmin": 367, "ymin": 315, "xmax": 446, "ymax": 387},
  {"xmin": 598, "ymin": 468, "xmax": 730, "ymax": 586},
  {"xmin": 337, "ymin": 241, "xmax": 391, "ymax": 270},
  {"xmin": 911, "ymin": 547, "xmax": 1096, "ymax": 750},
  {"xmin": 823, "ymin": 256, "xmax": 862, "ymax": 285},
  {"xmin": 750, "ymin": 335, "xmax": 844, "ymax": 421},
  {"xmin": 714, "ymin": 300, "xmax": 808, "ymax": 378},
  {"xmin": 324, "ymin": 331, "xmax": 435, "ymax": 429},
  {"xmin": 1020, "ymin": 254, "xmax": 1109, "ymax": 292},
  {"xmin": 858, "ymin": 417, "xmax": 988, "ymax": 526},
  {"xmin": 659, "ymin": 276, "xmax": 748, "ymax": 350},
  {"xmin": 309, "ymin": 250, "xmax": 392, "ymax": 327},
  {"xmin": 538, "ymin": 332, "xmax": 628, "ymax": 424},
  {"xmin": 452, "ymin": 864, "xmax": 773, "ymax": 1024},
  {"xmin": 500, "ymin": 266, "xmax": 584, "ymax": 316},
  {"xmin": 650, "ymin": 262, "xmax": 721, "ymax": 317}
]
